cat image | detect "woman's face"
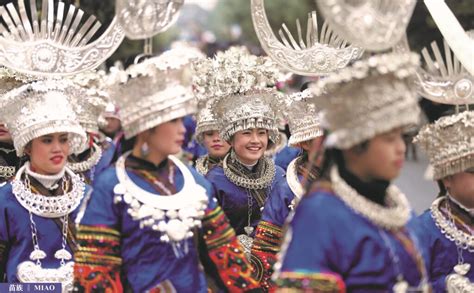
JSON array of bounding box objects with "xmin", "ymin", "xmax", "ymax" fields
[
  {"xmin": 344, "ymin": 128, "xmax": 406, "ymax": 182},
  {"xmin": 147, "ymin": 118, "xmax": 186, "ymax": 157},
  {"xmin": 0, "ymin": 124, "xmax": 12, "ymax": 144},
  {"xmin": 298, "ymin": 136, "xmax": 325, "ymax": 166},
  {"xmin": 202, "ymin": 130, "xmax": 230, "ymax": 159},
  {"xmin": 442, "ymin": 169, "xmax": 474, "ymax": 208},
  {"xmin": 27, "ymin": 133, "xmax": 70, "ymax": 175},
  {"xmin": 231, "ymin": 128, "xmax": 269, "ymax": 165}
]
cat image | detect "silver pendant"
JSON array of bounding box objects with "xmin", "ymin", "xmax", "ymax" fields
[
  {"xmin": 244, "ymin": 226, "xmax": 254, "ymax": 236},
  {"xmin": 446, "ymin": 263, "xmax": 474, "ymax": 293},
  {"xmin": 29, "ymin": 249, "xmax": 46, "ymax": 261},
  {"xmin": 237, "ymin": 234, "xmax": 254, "ymax": 261},
  {"xmin": 393, "ymin": 279, "xmax": 408, "ymax": 293},
  {"xmin": 17, "ymin": 261, "xmax": 74, "ymax": 293},
  {"xmin": 54, "ymin": 249, "xmax": 72, "ymax": 261}
]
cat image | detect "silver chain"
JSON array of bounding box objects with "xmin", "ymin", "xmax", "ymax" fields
[
  {"xmin": 246, "ymin": 189, "xmax": 253, "ymax": 232},
  {"xmin": 26, "ymin": 175, "xmax": 70, "ymax": 266},
  {"xmin": 446, "ymin": 199, "xmax": 469, "ymax": 265},
  {"xmin": 28, "ymin": 211, "xmax": 42, "ymax": 266}
]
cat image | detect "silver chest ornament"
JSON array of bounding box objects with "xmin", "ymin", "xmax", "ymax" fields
[
  {"xmin": 13, "ymin": 166, "xmax": 85, "ymax": 293},
  {"xmin": 113, "ymin": 154, "xmax": 208, "ymax": 254},
  {"xmin": 17, "ymin": 261, "xmax": 74, "ymax": 293}
]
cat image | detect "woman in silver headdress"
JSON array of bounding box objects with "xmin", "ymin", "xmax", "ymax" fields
[
  {"xmin": 193, "ymin": 47, "xmax": 289, "ymax": 259},
  {"xmin": 414, "ymin": 110, "xmax": 474, "ymax": 292},
  {"xmin": 67, "ymin": 71, "xmax": 114, "ymax": 184},
  {"xmin": 0, "ymin": 80, "xmax": 89, "ymax": 290},
  {"xmin": 251, "ymin": 89, "xmax": 324, "ymax": 290},
  {"xmin": 0, "ymin": 69, "xmax": 24, "ymax": 184},
  {"xmin": 274, "ymin": 53, "xmax": 431, "ymax": 292},
  {"xmin": 194, "ymin": 100, "xmax": 231, "ymax": 176},
  {"xmin": 411, "ymin": 36, "xmax": 474, "ymax": 290},
  {"xmin": 73, "ymin": 48, "xmax": 260, "ymax": 292}
]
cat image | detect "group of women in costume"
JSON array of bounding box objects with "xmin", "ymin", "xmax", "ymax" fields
[{"xmin": 0, "ymin": 1, "xmax": 472, "ymax": 293}]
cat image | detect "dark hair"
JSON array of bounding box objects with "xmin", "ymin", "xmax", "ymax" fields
[
  {"xmin": 437, "ymin": 180, "xmax": 447, "ymax": 197},
  {"xmin": 316, "ymin": 136, "xmax": 370, "ymax": 181}
]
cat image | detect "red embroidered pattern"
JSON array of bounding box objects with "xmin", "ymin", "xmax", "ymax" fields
[
  {"xmin": 202, "ymin": 206, "xmax": 260, "ymax": 292},
  {"xmin": 73, "ymin": 225, "xmax": 123, "ymax": 292},
  {"xmin": 251, "ymin": 220, "xmax": 283, "ymax": 291}
]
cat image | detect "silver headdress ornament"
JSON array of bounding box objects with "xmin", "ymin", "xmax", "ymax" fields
[
  {"xmin": 285, "ymin": 89, "xmax": 323, "ymax": 147},
  {"xmin": 250, "ymin": 0, "xmax": 363, "ymax": 76},
  {"xmin": 109, "ymin": 47, "xmax": 204, "ymax": 139},
  {"xmin": 193, "ymin": 46, "xmax": 282, "ymax": 143},
  {"xmin": 310, "ymin": 52, "xmax": 421, "ymax": 149},
  {"xmin": 414, "ymin": 111, "xmax": 474, "ymax": 180},
  {"xmin": 69, "ymin": 71, "xmax": 109, "ymax": 134},
  {"xmin": 116, "ymin": 0, "xmax": 184, "ymax": 40},
  {"xmin": 0, "ymin": 0, "xmax": 125, "ymax": 77},
  {"xmin": 316, "ymin": 0, "xmax": 416, "ymax": 52},
  {"xmin": 417, "ymin": 37, "xmax": 473, "ymax": 105},
  {"xmin": 0, "ymin": 80, "xmax": 86, "ymax": 156},
  {"xmin": 195, "ymin": 100, "xmax": 219, "ymax": 144},
  {"xmin": 424, "ymin": 0, "xmax": 474, "ymax": 75}
]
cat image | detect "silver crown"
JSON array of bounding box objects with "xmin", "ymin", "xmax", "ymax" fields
[
  {"xmin": 251, "ymin": 0, "xmax": 363, "ymax": 76},
  {"xmin": 310, "ymin": 52, "xmax": 421, "ymax": 149},
  {"xmin": 195, "ymin": 100, "xmax": 219, "ymax": 144},
  {"xmin": 108, "ymin": 47, "xmax": 203, "ymax": 139},
  {"xmin": 414, "ymin": 111, "xmax": 474, "ymax": 180},
  {"xmin": 0, "ymin": 80, "xmax": 86, "ymax": 156},
  {"xmin": 316, "ymin": 0, "xmax": 416, "ymax": 52},
  {"xmin": 193, "ymin": 47, "xmax": 282, "ymax": 143},
  {"xmin": 417, "ymin": 37, "xmax": 473, "ymax": 105},
  {"xmin": 116, "ymin": 0, "xmax": 184, "ymax": 40},
  {"xmin": 70, "ymin": 71, "xmax": 109, "ymax": 134},
  {"xmin": 0, "ymin": 0, "xmax": 125, "ymax": 76},
  {"xmin": 285, "ymin": 89, "xmax": 323, "ymax": 146}
]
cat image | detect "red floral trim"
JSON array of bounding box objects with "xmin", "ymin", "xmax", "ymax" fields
[
  {"xmin": 73, "ymin": 225, "xmax": 123, "ymax": 292},
  {"xmin": 251, "ymin": 220, "xmax": 283, "ymax": 291},
  {"xmin": 202, "ymin": 206, "xmax": 260, "ymax": 292}
]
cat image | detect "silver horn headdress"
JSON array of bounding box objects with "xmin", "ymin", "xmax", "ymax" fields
[
  {"xmin": 251, "ymin": 0, "xmax": 363, "ymax": 76},
  {"xmin": 0, "ymin": 0, "xmax": 125, "ymax": 76},
  {"xmin": 316, "ymin": 0, "xmax": 416, "ymax": 52},
  {"xmin": 417, "ymin": 37, "xmax": 473, "ymax": 105},
  {"xmin": 424, "ymin": 0, "xmax": 474, "ymax": 75}
]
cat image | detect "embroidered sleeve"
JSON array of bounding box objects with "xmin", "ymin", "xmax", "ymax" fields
[
  {"xmin": 73, "ymin": 225, "xmax": 123, "ymax": 292},
  {"xmin": 276, "ymin": 271, "xmax": 345, "ymax": 292},
  {"xmin": 201, "ymin": 206, "xmax": 260, "ymax": 292},
  {"xmin": 251, "ymin": 220, "xmax": 283, "ymax": 291}
]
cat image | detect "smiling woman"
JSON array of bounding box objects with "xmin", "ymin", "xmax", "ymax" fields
[{"xmin": 194, "ymin": 47, "xmax": 290, "ymax": 260}]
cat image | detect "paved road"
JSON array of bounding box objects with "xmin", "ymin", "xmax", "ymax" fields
[{"xmin": 395, "ymin": 151, "xmax": 438, "ymax": 215}]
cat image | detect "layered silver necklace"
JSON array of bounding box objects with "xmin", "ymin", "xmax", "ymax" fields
[
  {"xmin": 113, "ymin": 152, "xmax": 209, "ymax": 258},
  {"xmin": 222, "ymin": 152, "xmax": 275, "ymax": 190},
  {"xmin": 431, "ymin": 196, "xmax": 474, "ymax": 292},
  {"xmin": 330, "ymin": 166, "xmax": 410, "ymax": 230},
  {"xmin": 12, "ymin": 165, "xmax": 85, "ymax": 292},
  {"xmin": 331, "ymin": 166, "xmax": 429, "ymax": 292},
  {"xmin": 195, "ymin": 155, "xmax": 209, "ymax": 176},
  {"xmin": 223, "ymin": 151, "xmax": 276, "ymax": 259},
  {"xmin": 0, "ymin": 165, "xmax": 15, "ymax": 178},
  {"xmin": 67, "ymin": 142, "xmax": 103, "ymax": 173}
]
